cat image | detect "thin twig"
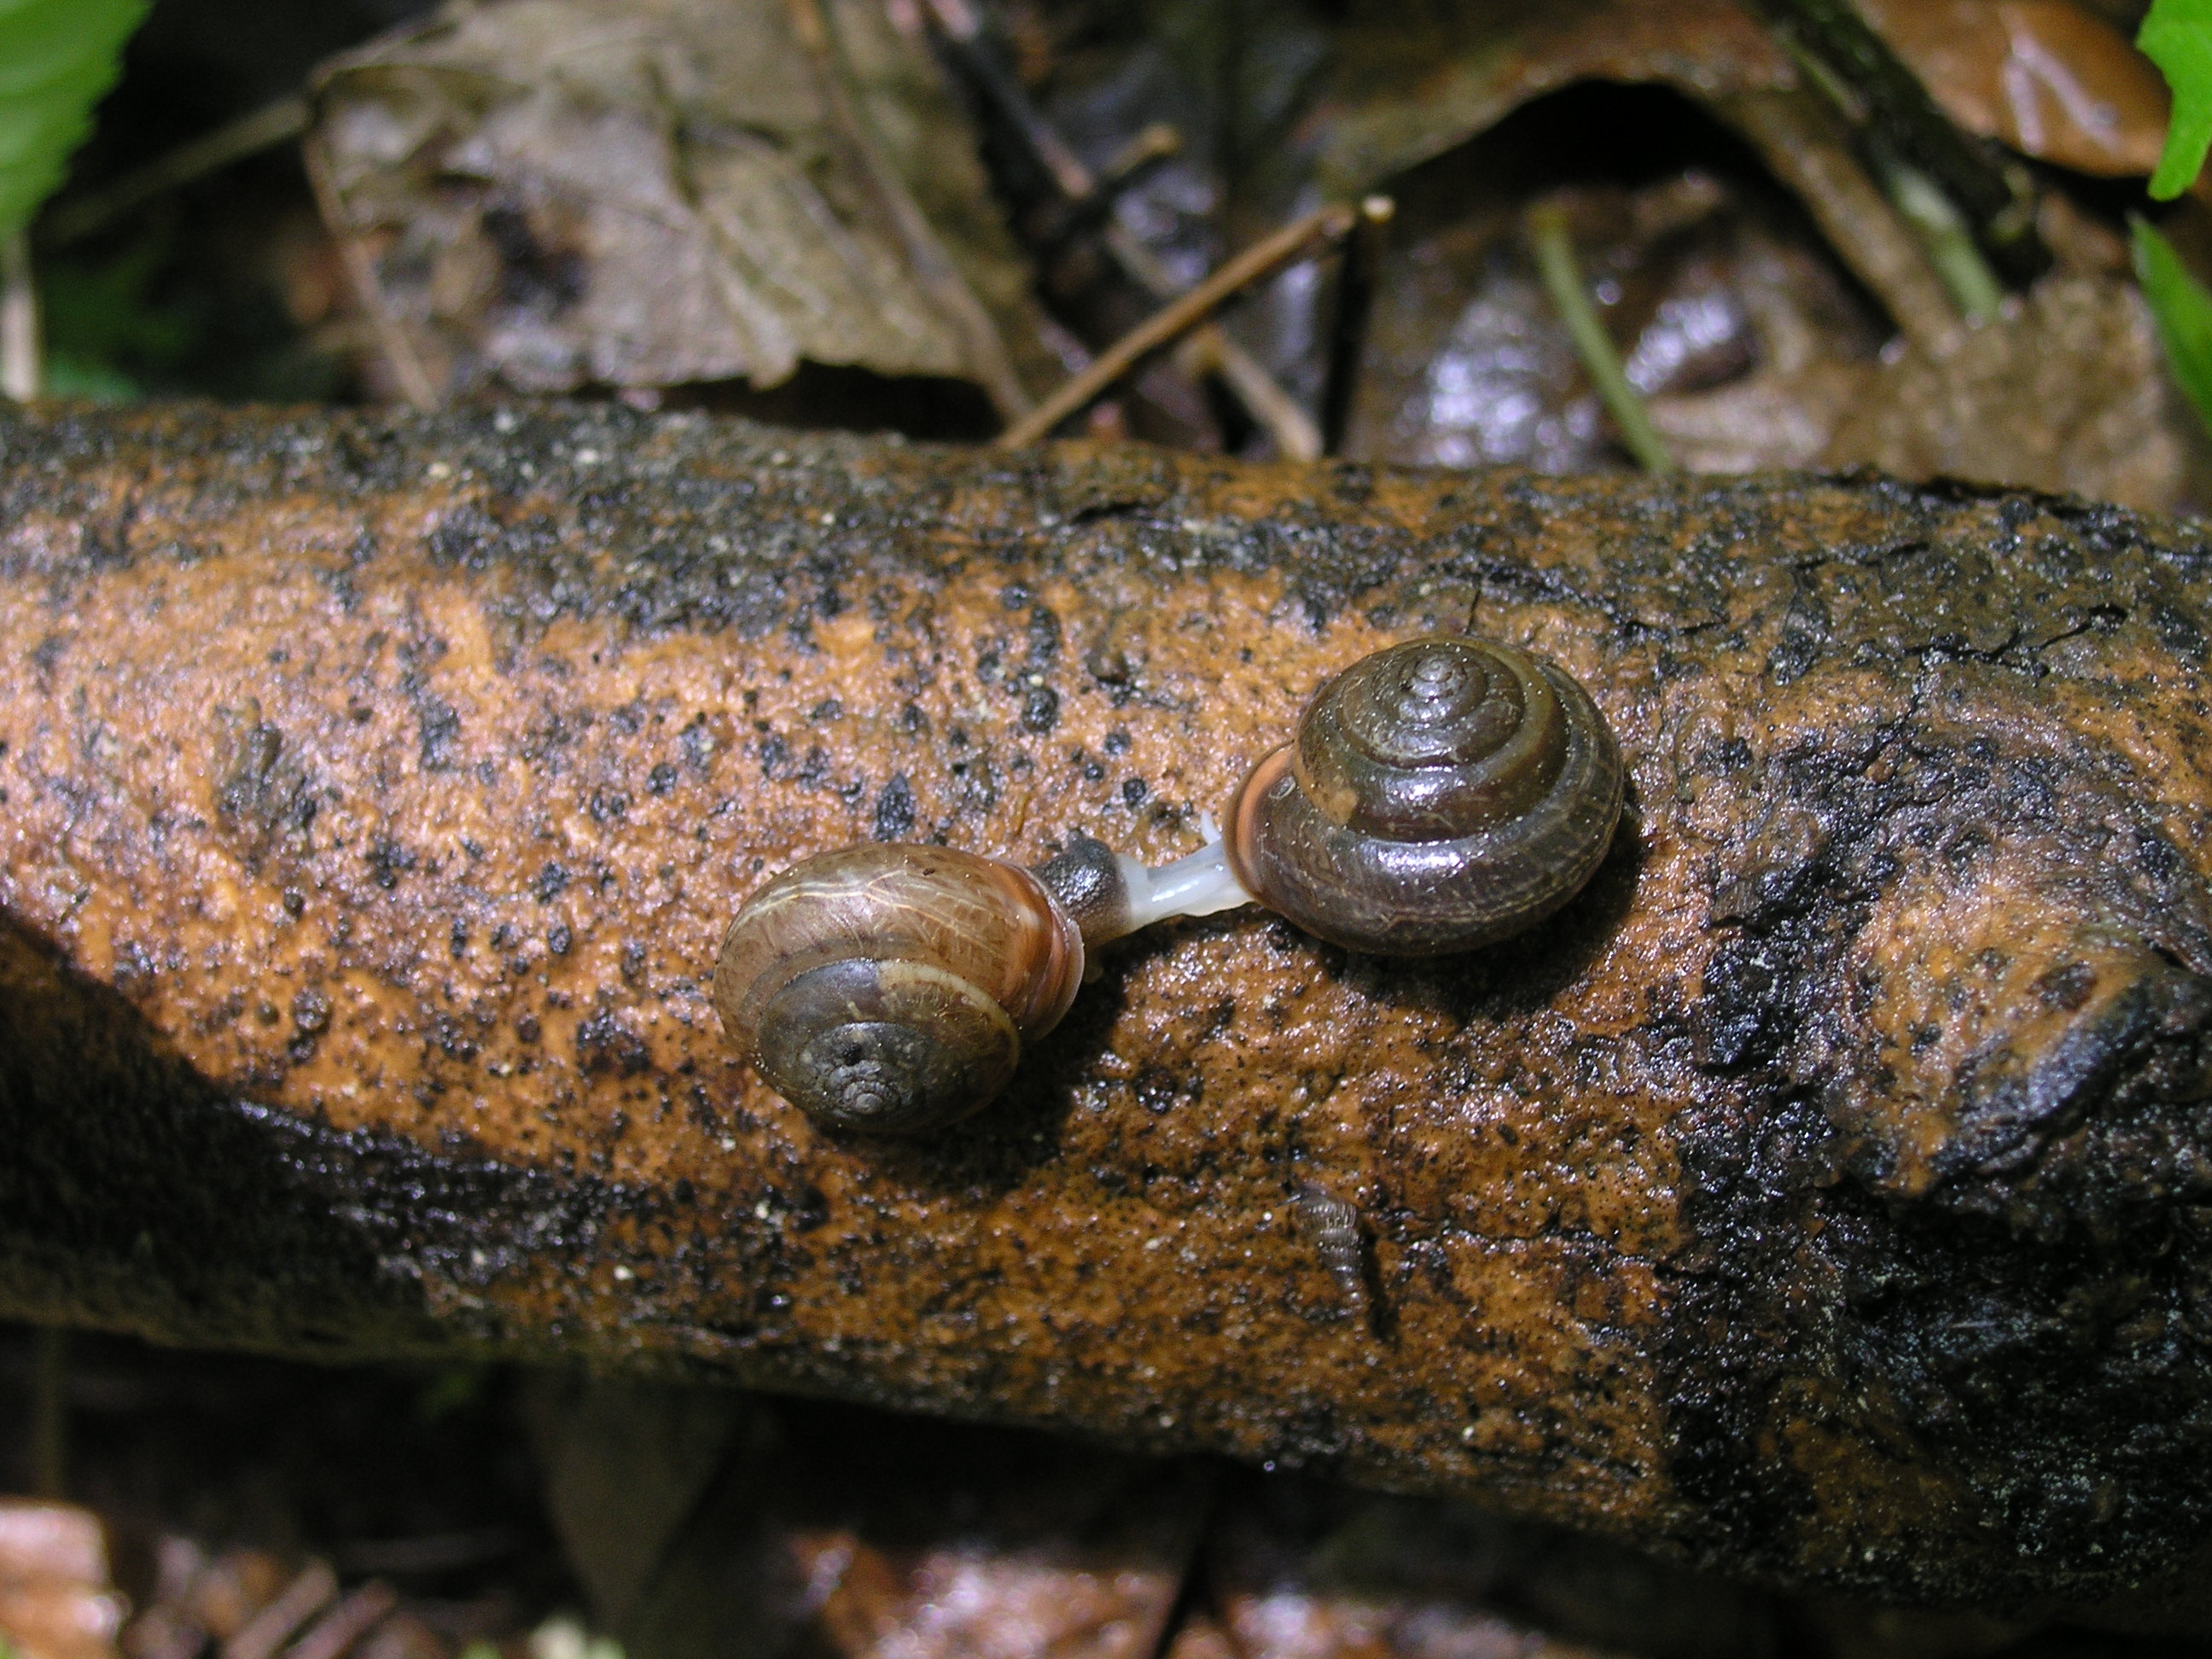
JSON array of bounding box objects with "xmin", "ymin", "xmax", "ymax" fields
[
  {"xmin": 299, "ymin": 130, "xmax": 440, "ymax": 410},
  {"xmin": 2, "ymin": 232, "xmax": 39, "ymax": 402},
  {"xmin": 1207, "ymin": 329, "xmax": 1324, "ymax": 457},
  {"xmin": 1133, "ymin": 1464, "xmax": 1222, "ymax": 1659},
  {"xmin": 999, "ymin": 204, "xmax": 1354, "ymax": 447},
  {"xmin": 281, "ymin": 1583, "xmax": 398, "ymax": 1659},
  {"xmin": 224, "ymin": 1563, "xmax": 338, "ymax": 1659},
  {"xmin": 1102, "ymin": 224, "xmax": 1319, "ymax": 458},
  {"xmin": 1319, "ymin": 194, "xmax": 1394, "ymax": 456},
  {"xmin": 1526, "ymin": 203, "xmax": 1675, "ymax": 475},
  {"xmin": 1883, "ymin": 162, "xmax": 2003, "ymax": 323},
  {"xmin": 1719, "ymin": 88, "xmax": 1959, "ymax": 352},
  {"xmin": 1041, "ymin": 123, "xmax": 1179, "ymax": 249},
  {"xmin": 29, "ymin": 1327, "xmax": 65, "ymax": 1498},
  {"xmin": 922, "ymin": 2, "xmax": 1318, "ymax": 457},
  {"xmin": 45, "ymin": 96, "xmax": 308, "ymax": 248},
  {"xmin": 923, "ymin": 0, "xmax": 1089, "ymax": 199}
]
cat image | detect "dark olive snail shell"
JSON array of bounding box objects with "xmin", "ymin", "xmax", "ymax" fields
[
  {"xmin": 712, "ymin": 845, "xmax": 1084, "ymax": 1133},
  {"xmin": 1225, "ymin": 636, "xmax": 1623, "ymax": 955}
]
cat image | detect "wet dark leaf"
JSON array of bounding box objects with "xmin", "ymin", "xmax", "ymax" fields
[
  {"xmin": 1318, "ymin": 0, "xmax": 1793, "ymax": 197},
  {"xmin": 1859, "ymin": 0, "xmax": 2170, "ymax": 181}
]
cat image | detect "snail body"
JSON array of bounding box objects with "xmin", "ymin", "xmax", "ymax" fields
[
  {"xmin": 714, "ymin": 634, "xmax": 1624, "ymax": 1132},
  {"xmin": 1225, "ymin": 637, "xmax": 1623, "ymax": 956}
]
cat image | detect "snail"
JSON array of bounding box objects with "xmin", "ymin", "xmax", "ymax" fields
[
  {"xmin": 1291, "ymin": 1183, "xmax": 1368, "ymax": 1318},
  {"xmin": 1224, "ymin": 635, "xmax": 1623, "ymax": 955},
  {"xmin": 713, "ymin": 635, "xmax": 1622, "ymax": 1132},
  {"xmin": 709, "ymin": 835, "xmax": 1251, "ymax": 1133}
]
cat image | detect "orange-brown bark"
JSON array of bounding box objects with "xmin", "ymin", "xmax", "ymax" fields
[{"xmin": 3, "ymin": 404, "xmax": 2210, "ymax": 1605}]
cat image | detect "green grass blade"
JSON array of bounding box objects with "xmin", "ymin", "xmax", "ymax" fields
[
  {"xmin": 2141, "ymin": 0, "xmax": 2212, "ymax": 199},
  {"xmin": 2133, "ymin": 215, "xmax": 2212, "ymax": 434},
  {"xmin": 0, "ymin": 0, "xmax": 150, "ymax": 239}
]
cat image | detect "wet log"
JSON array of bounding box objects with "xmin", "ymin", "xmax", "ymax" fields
[{"xmin": 3, "ymin": 403, "xmax": 2212, "ymax": 1608}]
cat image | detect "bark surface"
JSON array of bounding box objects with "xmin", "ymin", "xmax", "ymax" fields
[{"xmin": 4, "ymin": 404, "xmax": 2212, "ymax": 1605}]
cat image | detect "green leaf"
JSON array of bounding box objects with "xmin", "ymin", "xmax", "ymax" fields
[
  {"xmin": 2142, "ymin": 0, "xmax": 2212, "ymax": 199},
  {"xmin": 416, "ymin": 1363, "xmax": 490, "ymax": 1422},
  {"xmin": 44, "ymin": 352, "xmax": 138, "ymax": 401},
  {"xmin": 0, "ymin": 0, "xmax": 150, "ymax": 239},
  {"xmin": 2133, "ymin": 216, "xmax": 2212, "ymax": 434},
  {"xmin": 44, "ymin": 235, "xmax": 190, "ymax": 359}
]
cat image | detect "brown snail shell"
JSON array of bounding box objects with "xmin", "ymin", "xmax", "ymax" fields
[
  {"xmin": 1225, "ymin": 636, "xmax": 1623, "ymax": 955},
  {"xmin": 713, "ymin": 845, "xmax": 1084, "ymax": 1133}
]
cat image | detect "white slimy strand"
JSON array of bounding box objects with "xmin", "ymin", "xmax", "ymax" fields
[{"xmin": 1114, "ymin": 835, "xmax": 1256, "ymax": 932}]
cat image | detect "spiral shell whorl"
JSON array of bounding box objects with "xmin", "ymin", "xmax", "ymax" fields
[
  {"xmin": 1295, "ymin": 636, "xmax": 1569, "ymax": 839},
  {"xmin": 1227, "ymin": 637, "xmax": 1623, "ymax": 956},
  {"xmin": 713, "ymin": 846, "xmax": 1083, "ymax": 1132}
]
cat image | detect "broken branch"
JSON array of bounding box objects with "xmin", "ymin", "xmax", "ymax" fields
[
  {"xmin": 998, "ymin": 203, "xmax": 1357, "ymax": 446},
  {"xmin": 923, "ymin": 3, "xmax": 1321, "ymax": 457}
]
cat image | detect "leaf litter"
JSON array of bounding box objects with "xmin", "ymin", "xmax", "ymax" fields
[
  {"xmin": 306, "ymin": 0, "xmax": 1056, "ymax": 412},
  {"xmin": 300, "ymin": 0, "xmax": 2212, "ymax": 506}
]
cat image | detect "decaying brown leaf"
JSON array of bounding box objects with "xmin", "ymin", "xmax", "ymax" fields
[
  {"xmin": 307, "ymin": 0, "xmax": 1051, "ymax": 414},
  {"xmin": 1825, "ymin": 271, "xmax": 2189, "ymax": 509},
  {"xmin": 1318, "ymin": 0, "xmax": 1796, "ymax": 197}
]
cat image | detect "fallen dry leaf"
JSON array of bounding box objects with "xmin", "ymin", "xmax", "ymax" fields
[
  {"xmin": 1824, "ymin": 271, "xmax": 2190, "ymax": 509},
  {"xmin": 307, "ymin": 0, "xmax": 1051, "ymax": 414}
]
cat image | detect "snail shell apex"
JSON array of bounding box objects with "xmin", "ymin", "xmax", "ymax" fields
[
  {"xmin": 1225, "ymin": 636, "xmax": 1623, "ymax": 956},
  {"xmin": 713, "ymin": 845, "xmax": 1083, "ymax": 1132}
]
